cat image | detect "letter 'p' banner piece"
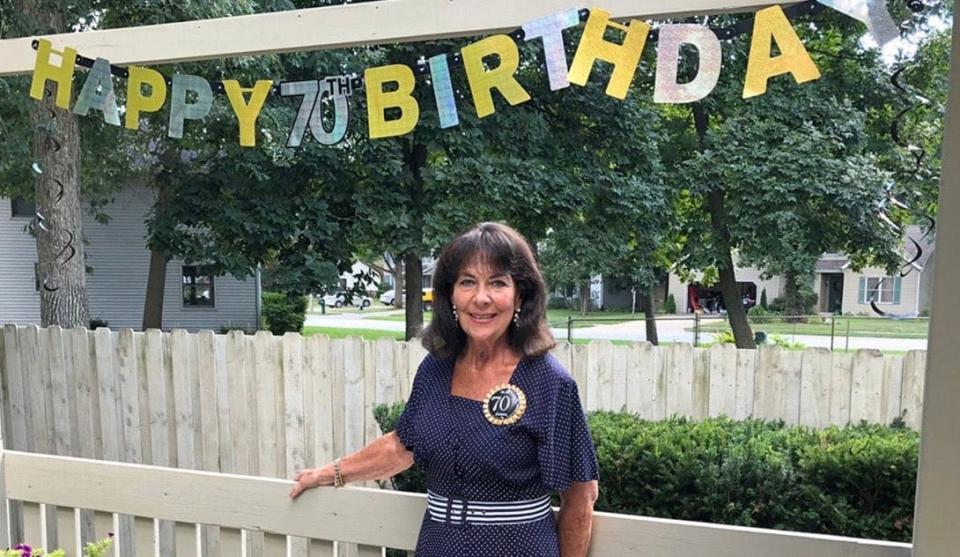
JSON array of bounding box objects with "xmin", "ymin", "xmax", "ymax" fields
[{"xmin": 168, "ymin": 74, "xmax": 214, "ymax": 139}]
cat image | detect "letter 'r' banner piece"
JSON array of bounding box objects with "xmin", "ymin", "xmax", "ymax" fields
[
  {"xmin": 462, "ymin": 35, "xmax": 531, "ymax": 118},
  {"xmin": 743, "ymin": 5, "xmax": 822, "ymax": 99}
]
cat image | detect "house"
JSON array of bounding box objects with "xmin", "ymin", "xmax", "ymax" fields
[
  {"xmin": 664, "ymin": 225, "xmax": 934, "ymax": 316},
  {"xmin": 1, "ymin": 187, "xmax": 261, "ymax": 331}
]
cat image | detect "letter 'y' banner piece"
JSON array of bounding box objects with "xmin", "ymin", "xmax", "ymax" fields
[{"xmin": 27, "ymin": 1, "xmax": 903, "ymax": 145}]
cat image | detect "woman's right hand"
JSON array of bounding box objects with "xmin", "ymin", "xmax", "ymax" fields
[{"xmin": 289, "ymin": 464, "xmax": 334, "ymax": 499}]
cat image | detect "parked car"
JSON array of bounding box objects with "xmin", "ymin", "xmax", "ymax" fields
[
  {"xmin": 378, "ymin": 288, "xmax": 433, "ymax": 309},
  {"xmin": 380, "ymin": 290, "xmax": 399, "ymax": 305},
  {"xmin": 322, "ymin": 291, "xmax": 371, "ymax": 308}
]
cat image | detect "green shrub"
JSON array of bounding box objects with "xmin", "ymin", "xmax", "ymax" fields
[
  {"xmin": 261, "ymin": 292, "xmax": 308, "ymax": 335},
  {"xmin": 374, "ymin": 408, "xmax": 917, "ymax": 542},
  {"xmin": 769, "ymin": 334, "xmax": 806, "ymax": 350},
  {"xmin": 664, "ymin": 293, "xmax": 677, "ymax": 314},
  {"xmin": 760, "ymin": 288, "xmax": 768, "ymax": 309},
  {"xmin": 547, "ymin": 295, "xmax": 571, "ymax": 310}
]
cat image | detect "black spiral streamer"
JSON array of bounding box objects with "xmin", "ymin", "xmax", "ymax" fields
[{"xmin": 869, "ymin": 1, "xmax": 936, "ymax": 319}]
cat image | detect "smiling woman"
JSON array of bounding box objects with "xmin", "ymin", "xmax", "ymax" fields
[{"xmin": 290, "ymin": 222, "xmax": 599, "ymax": 557}]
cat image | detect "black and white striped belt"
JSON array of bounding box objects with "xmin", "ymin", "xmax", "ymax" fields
[{"xmin": 426, "ymin": 491, "xmax": 553, "ymax": 525}]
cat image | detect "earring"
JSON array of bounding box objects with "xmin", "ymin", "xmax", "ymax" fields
[
  {"xmin": 513, "ymin": 308, "xmax": 521, "ymax": 329},
  {"xmin": 452, "ymin": 305, "xmax": 459, "ymax": 325}
]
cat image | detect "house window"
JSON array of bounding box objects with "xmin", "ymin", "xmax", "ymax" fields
[
  {"xmin": 182, "ymin": 266, "xmax": 215, "ymax": 307},
  {"xmin": 860, "ymin": 276, "xmax": 901, "ymax": 304},
  {"xmin": 10, "ymin": 197, "xmax": 36, "ymax": 218}
]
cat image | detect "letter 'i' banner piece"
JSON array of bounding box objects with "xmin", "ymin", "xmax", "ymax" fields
[
  {"xmin": 365, "ymin": 64, "xmax": 420, "ymax": 139},
  {"xmin": 429, "ymin": 54, "xmax": 459, "ymax": 128},
  {"xmin": 29, "ymin": 39, "xmax": 77, "ymax": 110},
  {"xmin": 125, "ymin": 66, "xmax": 167, "ymax": 131},
  {"xmin": 223, "ymin": 80, "xmax": 274, "ymax": 147},
  {"xmin": 462, "ymin": 34, "xmax": 531, "ymax": 118},
  {"xmin": 523, "ymin": 9, "xmax": 582, "ymax": 91},
  {"xmin": 743, "ymin": 5, "xmax": 822, "ymax": 99},
  {"xmin": 654, "ymin": 25, "xmax": 722, "ymax": 104},
  {"xmin": 568, "ymin": 8, "xmax": 650, "ymax": 99},
  {"xmin": 72, "ymin": 57, "xmax": 121, "ymax": 126},
  {"xmin": 168, "ymin": 74, "xmax": 214, "ymax": 139}
]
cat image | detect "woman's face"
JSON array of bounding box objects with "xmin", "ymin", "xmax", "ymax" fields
[{"xmin": 452, "ymin": 259, "xmax": 520, "ymax": 346}]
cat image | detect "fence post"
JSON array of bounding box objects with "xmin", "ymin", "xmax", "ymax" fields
[
  {"xmin": 845, "ymin": 318, "xmax": 851, "ymax": 352},
  {"xmin": 830, "ymin": 317, "xmax": 836, "ymax": 351},
  {"xmin": 567, "ymin": 316, "xmax": 573, "ymax": 344},
  {"xmin": 694, "ymin": 313, "xmax": 701, "ymax": 347}
]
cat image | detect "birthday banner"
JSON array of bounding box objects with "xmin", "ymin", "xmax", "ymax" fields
[{"xmin": 27, "ymin": 2, "xmax": 898, "ymax": 148}]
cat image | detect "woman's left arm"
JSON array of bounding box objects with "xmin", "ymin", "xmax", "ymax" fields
[{"xmin": 557, "ymin": 480, "xmax": 599, "ymax": 557}]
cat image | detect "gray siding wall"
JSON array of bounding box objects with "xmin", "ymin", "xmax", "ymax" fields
[
  {"xmin": 2, "ymin": 188, "xmax": 259, "ymax": 331},
  {"xmin": 0, "ymin": 199, "xmax": 41, "ymax": 324}
]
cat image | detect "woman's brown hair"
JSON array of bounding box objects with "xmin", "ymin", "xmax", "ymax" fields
[{"xmin": 421, "ymin": 222, "xmax": 555, "ymax": 358}]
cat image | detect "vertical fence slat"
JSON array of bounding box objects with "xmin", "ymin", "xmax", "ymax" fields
[
  {"xmin": 667, "ymin": 344, "xmax": 694, "ymax": 418},
  {"xmin": 363, "ymin": 340, "xmax": 379, "ymax": 451},
  {"xmin": 901, "ymin": 350, "xmax": 926, "ymax": 429},
  {"xmin": 47, "ymin": 327, "xmax": 72, "ymax": 457},
  {"xmin": 733, "ymin": 348, "xmax": 755, "ymax": 420},
  {"xmin": 850, "ymin": 349, "xmax": 885, "ymax": 425},
  {"xmin": 343, "ymin": 336, "xmax": 366, "ymax": 456},
  {"xmin": 754, "ymin": 346, "xmax": 784, "ymax": 421},
  {"xmin": 145, "ymin": 329, "xmax": 170, "ymax": 468},
  {"xmin": 624, "ymin": 342, "xmax": 649, "ymax": 415},
  {"xmin": 780, "ymin": 350, "xmax": 802, "ymax": 425},
  {"xmin": 311, "ymin": 335, "xmax": 335, "ymax": 466},
  {"xmin": 94, "ymin": 328, "xmax": 121, "ymax": 462},
  {"xmin": 284, "ymin": 333, "xmax": 307, "ymax": 476},
  {"xmin": 226, "ymin": 331, "xmax": 251, "ymax": 475},
  {"xmin": 395, "ymin": 341, "xmax": 411, "ymax": 403},
  {"xmin": 172, "ymin": 329, "xmax": 200, "ymax": 469},
  {"xmin": 254, "ymin": 331, "xmax": 280, "ymax": 479},
  {"xmin": 69, "ymin": 328, "xmax": 97, "ymax": 546},
  {"xmin": 374, "ymin": 338, "xmax": 397, "ymax": 427},
  {"xmin": 881, "ymin": 354, "xmax": 905, "ymax": 424},
  {"xmin": 215, "ymin": 333, "xmax": 235, "ymax": 474},
  {"xmin": 691, "ymin": 347, "xmax": 710, "ymax": 420},
  {"xmin": 571, "ymin": 344, "xmax": 589, "ymax": 408},
  {"xmin": 0, "ymin": 328, "xmax": 8, "ymax": 549},
  {"xmin": 196, "ymin": 330, "xmax": 221, "ymax": 557},
  {"xmin": 4, "ymin": 325, "xmax": 28, "ymax": 453},
  {"xmin": 800, "ymin": 348, "xmax": 832, "ymax": 428},
  {"xmin": 331, "ymin": 339, "xmax": 347, "ymax": 460},
  {"xmin": 609, "ymin": 345, "xmax": 628, "ymax": 412},
  {"xmin": 117, "ymin": 329, "xmax": 143, "ymax": 464},
  {"xmin": 829, "ymin": 352, "xmax": 854, "ymax": 426},
  {"xmin": 22, "ymin": 325, "xmax": 49, "ymax": 454}
]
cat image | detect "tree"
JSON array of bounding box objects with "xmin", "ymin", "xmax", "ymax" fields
[{"xmin": 662, "ymin": 11, "xmax": 907, "ymax": 347}]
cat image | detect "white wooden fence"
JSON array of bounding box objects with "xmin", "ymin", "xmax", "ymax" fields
[{"xmin": 0, "ymin": 324, "xmax": 926, "ymax": 554}]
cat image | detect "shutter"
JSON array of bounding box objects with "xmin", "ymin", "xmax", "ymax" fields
[
  {"xmin": 893, "ymin": 276, "xmax": 902, "ymax": 305},
  {"xmin": 858, "ymin": 277, "xmax": 866, "ymax": 304}
]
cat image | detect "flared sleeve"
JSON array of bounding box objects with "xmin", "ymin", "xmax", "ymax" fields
[{"xmin": 538, "ymin": 377, "xmax": 599, "ymax": 492}]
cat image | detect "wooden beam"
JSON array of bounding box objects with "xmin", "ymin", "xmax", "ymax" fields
[
  {"xmin": 0, "ymin": 0, "xmax": 784, "ymax": 76},
  {"xmin": 3, "ymin": 450, "xmax": 911, "ymax": 557},
  {"xmin": 911, "ymin": 2, "xmax": 960, "ymax": 555}
]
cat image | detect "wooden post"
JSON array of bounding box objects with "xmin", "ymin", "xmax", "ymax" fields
[{"xmin": 911, "ymin": 3, "xmax": 960, "ymax": 553}]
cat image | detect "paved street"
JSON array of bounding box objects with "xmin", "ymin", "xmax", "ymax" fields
[{"xmin": 304, "ymin": 311, "xmax": 928, "ymax": 351}]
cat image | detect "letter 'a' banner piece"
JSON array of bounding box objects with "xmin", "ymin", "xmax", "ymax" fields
[
  {"xmin": 462, "ymin": 34, "xmax": 531, "ymax": 118},
  {"xmin": 523, "ymin": 9, "xmax": 581, "ymax": 91},
  {"xmin": 743, "ymin": 5, "xmax": 821, "ymax": 99},
  {"xmin": 72, "ymin": 57, "xmax": 121, "ymax": 126},
  {"xmin": 654, "ymin": 25, "xmax": 723, "ymax": 104},
  {"xmin": 568, "ymin": 8, "xmax": 650, "ymax": 99},
  {"xmin": 365, "ymin": 64, "xmax": 420, "ymax": 139}
]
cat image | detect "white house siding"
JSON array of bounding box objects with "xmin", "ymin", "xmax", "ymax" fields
[
  {"xmin": 0, "ymin": 199, "xmax": 41, "ymax": 324},
  {"xmin": 2, "ymin": 189, "xmax": 259, "ymax": 331},
  {"xmin": 841, "ymin": 266, "xmax": 922, "ymax": 316}
]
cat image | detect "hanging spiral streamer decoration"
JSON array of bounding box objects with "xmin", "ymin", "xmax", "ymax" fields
[{"xmin": 868, "ymin": 0, "xmax": 937, "ymax": 318}]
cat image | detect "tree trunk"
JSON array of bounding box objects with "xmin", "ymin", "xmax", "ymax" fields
[
  {"xmin": 23, "ymin": 3, "xmax": 89, "ymax": 328},
  {"xmin": 394, "ymin": 259, "xmax": 404, "ymax": 309},
  {"xmin": 403, "ymin": 253, "xmax": 423, "ymax": 340},
  {"xmin": 694, "ymin": 102, "xmax": 755, "ymax": 349},
  {"xmin": 579, "ymin": 283, "xmax": 590, "ymax": 316},
  {"xmin": 641, "ymin": 290, "xmax": 659, "ymax": 345},
  {"xmin": 142, "ymin": 184, "xmax": 171, "ymax": 330}
]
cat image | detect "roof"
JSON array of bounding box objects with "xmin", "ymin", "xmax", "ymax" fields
[{"xmin": 814, "ymin": 225, "xmax": 935, "ymax": 273}]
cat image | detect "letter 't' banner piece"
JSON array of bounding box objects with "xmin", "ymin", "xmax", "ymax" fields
[
  {"xmin": 568, "ymin": 8, "xmax": 650, "ymax": 99},
  {"xmin": 224, "ymin": 80, "xmax": 274, "ymax": 147},
  {"xmin": 125, "ymin": 66, "xmax": 168, "ymax": 130},
  {"xmin": 72, "ymin": 57, "xmax": 121, "ymax": 126},
  {"xmin": 29, "ymin": 39, "xmax": 77, "ymax": 110},
  {"xmin": 654, "ymin": 25, "xmax": 722, "ymax": 104},
  {"xmin": 818, "ymin": 0, "xmax": 900, "ymax": 46},
  {"xmin": 429, "ymin": 54, "xmax": 459, "ymax": 128},
  {"xmin": 168, "ymin": 74, "xmax": 214, "ymax": 139},
  {"xmin": 523, "ymin": 9, "xmax": 581, "ymax": 91},
  {"xmin": 462, "ymin": 35, "xmax": 531, "ymax": 118},
  {"xmin": 743, "ymin": 5, "xmax": 821, "ymax": 99},
  {"xmin": 365, "ymin": 64, "xmax": 420, "ymax": 139}
]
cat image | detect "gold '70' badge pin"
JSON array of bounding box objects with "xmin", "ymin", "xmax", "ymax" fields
[{"xmin": 482, "ymin": 384, "xmax": 527, "ymax": 426}]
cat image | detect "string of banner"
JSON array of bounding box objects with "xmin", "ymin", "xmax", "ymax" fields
[{"xmin": 27, "ymin": 0, "xmax": 935, "ymax": 317}]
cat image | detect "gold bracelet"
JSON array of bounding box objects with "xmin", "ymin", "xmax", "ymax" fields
[{"xmin": 333, "ymin": 458, "xmax": 345, "ymax": 488}]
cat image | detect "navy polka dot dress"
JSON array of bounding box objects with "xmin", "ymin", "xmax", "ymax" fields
[{"xmin": 395, "ymin": 353, "xmax": 599, "ymax": 556}]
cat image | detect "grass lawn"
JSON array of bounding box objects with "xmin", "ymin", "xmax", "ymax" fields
[
  {"xmin": 365, "ymin": 308, "xmax": 645, "ymax": 328},
  {"xmin": 694, "ymin": 316, "xmax": 929, "ymax": 338},
  {"xmin": 302, "ymin": 326, "xmax": 404, "ymax": 340}
]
